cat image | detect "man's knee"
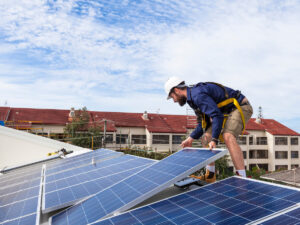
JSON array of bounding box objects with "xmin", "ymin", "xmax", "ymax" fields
[{"xmin": 223, "ymin": 132, "xmax": 236, "ymax": 143}]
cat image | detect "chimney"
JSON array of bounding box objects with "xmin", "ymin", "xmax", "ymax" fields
[
  {"xmin": 142, "ymin": 111, "xmax": 148, "ymax": 120},
  {"xmin": 256, "ymin": 106, "xmax": 263, "ymax": 124},
  {"xmin": 68, "ymin": 107, "xmax": 75, "ymax": 122}
]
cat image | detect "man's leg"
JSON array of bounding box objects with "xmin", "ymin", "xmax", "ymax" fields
[
  {"xmin": 222, "ymin": 103, "xmax": 253, "ymax": 177},
  {"xmin": 223, "ymin": 132, "xmax": 246, "ymax": 177},
  {"xmin": 201, "ymin": 132, "xmax": 216, "ymax": 181}
]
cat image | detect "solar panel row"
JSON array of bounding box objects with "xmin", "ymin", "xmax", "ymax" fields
[
  {"xmin": 0, "ymin": 149, "xmax": 122, "ymax": 224},
  {"xmin": 93, "ymin": 176, "xmax": 300, "ymax": 225},
  {"xmin": 50, "ymin": 148, "xmax": 228, "ymax": 225},
  {"xmin": 43, "ymin": 156, "xmax": 155, "ymax": 213}
]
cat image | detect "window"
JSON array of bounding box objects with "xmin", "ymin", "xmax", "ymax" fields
[
  {"xmin": 238, "ymin": 136, "xmax": 247, "ymax": 145},
  {"xmin": 292, "ymin": 164, "xmax": 299, "ymax": 169},
  {"xmin": 116, "ymin": 134, "xmax": 128, "ymax": 144},
  {"xmin": 249, "ymin": 150, "xmax": 268, "ymax": 159},
  {"xmin": 256, "ymin": 137, "xmax": 267, "ymax": 145},
  {"xmin": 131, "ymin": 135, "xmax": 146, "ymax": 144},
  {"xmin": 275, "ymin": 165, "xmax": 288, "ymax": 171},
  {"xmin": 243, "ymin": 151, "xmax": 247, "ymax": 159},
  {"xmin": 291, "ymin": 151, "xmax": 299, "ymax": 159},
  {"xmin": 153, "ymin": 135, "xmax": 169, "ymax": 144},
  {"xmin": 275, "ymin": 137, "xmax": 288, "ymax": 145},
  {"xmin": 291, "ymin": 138, "xmax": 299, "ymax": 145},
  {"xmin": 105, "ymin": 134, "xmax": 113, "ymax": 143},
  {"xmin": 275, "ymin": 151, "xmax": 288, "ymax": 159},
  {"xmin": 249, "ymin": 164, "xmax": 268, "ymax": 171},
  {"xmin": 249, "ymin": 136, "xmax": 253, "ymax": 145},
  {"xmin": 172, "ymin": 135, "xmax": 185, "ymax": 144}
]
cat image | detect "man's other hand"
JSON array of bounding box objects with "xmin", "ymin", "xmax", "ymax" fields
[{"xmin": 181, "ymin": 137, "xmax": 194, "ymax": 148}]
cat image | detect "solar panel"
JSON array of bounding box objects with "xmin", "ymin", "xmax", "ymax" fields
[
  {"xmin": 0, "ymin": 213, "xmax": 37, "ymax": 225},
  {"xmin": 50, "ymin": 148, "xmax": 228, "ymax": 225},
  {"xmin": 43, "ymin": 155, "xmax": 155, "ymax": 213},
  {"xmin": 260, "ymin": 206, "xmax": 300, "ymax": 225},
  {"xmin": 93, "ymin": 176, "xmax": 300, "ymax": 225},
  {"xmin": 0, "ymin": 169, "xmax": 42, "ymax": 225},
  {"xmin": 45, "ymin": 149, "xmax": 123, "ymax": 176},
  {"xmin": 0, "ymin": 171, "xmax": 42, "ymax": 190}
]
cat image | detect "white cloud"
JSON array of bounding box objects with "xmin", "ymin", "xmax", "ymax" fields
[{"xmin": 0, "ymin": 0, "xmax": 299, "ymax": 132}]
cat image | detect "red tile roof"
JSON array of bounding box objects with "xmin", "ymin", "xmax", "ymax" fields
[
  {"xmin": 0, "ymin": 107, "xmax": 299, "ymax": 136},
  {"xmin": 246, "ymin": 118, "xmax": 299, "ymax": 136}
]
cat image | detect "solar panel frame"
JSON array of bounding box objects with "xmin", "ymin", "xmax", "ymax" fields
[
  {"xmin": 92, "ymin": 176, "xmax": 300, "ymax": 225},
  {"xmin": 49, "ymin": 147, "xmax": 228, "ymax": 224},
  {"xmin": 42, "ymin": 155, "xmax": 155, "ymax": 213}
]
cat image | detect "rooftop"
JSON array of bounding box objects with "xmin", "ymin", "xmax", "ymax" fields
[{"xmin": 1, "ymin": 107, "xmax": 299, "ymax": 136}]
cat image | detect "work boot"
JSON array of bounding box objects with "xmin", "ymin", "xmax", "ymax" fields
[{"xmin": 191, "ymin": 169, "xmax": 216, "ymax": 183}]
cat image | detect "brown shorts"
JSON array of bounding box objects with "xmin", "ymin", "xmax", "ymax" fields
[{"xmin": 205, "ymin": 103, "xmax": 253, "ymax": 138}]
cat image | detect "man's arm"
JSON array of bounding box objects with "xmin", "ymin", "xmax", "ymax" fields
[
  {"xmin": 195, "ymin": 94, "xmax": 224, "ymax": 149},
  {"xmin": 181, "ymin": 113, "xmax": 204, "ymax": 148}
]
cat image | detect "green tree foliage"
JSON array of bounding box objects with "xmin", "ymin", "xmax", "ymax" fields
[{"xmin": 64, "ymin": 107, "xmax": 102, "ymax": 149}]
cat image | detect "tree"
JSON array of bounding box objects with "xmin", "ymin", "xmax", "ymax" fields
[{"xmin": 64, "ymin": 107, "xmax": 102, "ymax": 149}]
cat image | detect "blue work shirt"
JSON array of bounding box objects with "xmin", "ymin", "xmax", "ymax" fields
[{"xmin": 187, "ymin": 82, "xmax": 245, "ymax": 140}]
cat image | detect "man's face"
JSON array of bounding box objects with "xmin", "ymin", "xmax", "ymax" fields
[{"xmin": 170, "ymin": 89, "xmax": 187, "ymax": 106}]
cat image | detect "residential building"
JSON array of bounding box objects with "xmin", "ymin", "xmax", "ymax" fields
[{"xmin": 0, "ymin": 107, "xmax": 299, "ymax": 171}]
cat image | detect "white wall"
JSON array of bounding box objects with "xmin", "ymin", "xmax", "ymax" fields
[{"xmin": 0, "ymin": 126, "xmax": 88, "ymax": 170}]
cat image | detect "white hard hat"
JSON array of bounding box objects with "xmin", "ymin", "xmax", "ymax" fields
[{"xmin": 164, "ymin": 77, "xmax": 185, "ymax": 99}]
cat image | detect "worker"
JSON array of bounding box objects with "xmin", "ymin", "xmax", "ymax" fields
[{"xmin": 165, "ymin": 77, "xmax": 253, "ymax": 183}]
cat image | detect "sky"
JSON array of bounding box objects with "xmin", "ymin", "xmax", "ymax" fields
[{"xmin": 0, "ymin": 0, "xmax": 300, "ymax": 132}]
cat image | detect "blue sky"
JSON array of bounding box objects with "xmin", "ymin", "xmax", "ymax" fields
[{"xmin": 0, "ymin": 0, "xmax": 300, "ymax": 132}]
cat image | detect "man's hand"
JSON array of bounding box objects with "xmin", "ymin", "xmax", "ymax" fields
[
  {"xmin": 181, "ymin": 137, "xmax": 194, "ymax": 148},
  {"xmin": 208, "ymin": 141, "xmax": 217, "ymax": 150}
]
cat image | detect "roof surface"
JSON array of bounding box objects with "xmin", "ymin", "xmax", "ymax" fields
[{"xmin": 261, "ymin": 168, "xmax": 300, "ymax": 185}]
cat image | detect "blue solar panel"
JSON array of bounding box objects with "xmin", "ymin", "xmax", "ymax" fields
[
  {"xmin": 45, "ymin": 154, "xmax": 140, "ymax": 184},
  {"xmin": 93, "ymin": 176, "xmax": 300, "ymax": 225},
  {"xmin": 45, "ymin": 149, "xmax": 123, "ymax": 176},
  {"xmin": 43, "ymin": 155, "xmax": 154, "ymax": 213},
  {"xmin": 0, "ymin": 178, "xmax": 40, "ymax": 197},
  {"xmin": 0, "ymin": 213, "xmax": 37, "ymax": 225},
  {"xmin": 256, "ymin": 206, "xmax": 300, "ymax": 225},
  {"xmin": 50, "ymin": 148, "xmax": 227, "ymax": 225},
  {"xmin": 0, "ymin": 168, "xmax": 42, "ymax": 225},
  {"xmin": 0, "ymin": 171, "xmax": 41, "ymax": 189},
  {"xmin": 0, "ymin": 186, "xmax": 40, "ymax": 207}
]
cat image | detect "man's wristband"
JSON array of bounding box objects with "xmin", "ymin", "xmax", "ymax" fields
[{"xmin": 212, "ymin": 138, "xmax": 219, "ymax": 145}]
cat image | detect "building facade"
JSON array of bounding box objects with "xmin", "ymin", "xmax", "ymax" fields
[{"xmin": 0, "ymin": 107, "xmax": 299, "ymax": 171}]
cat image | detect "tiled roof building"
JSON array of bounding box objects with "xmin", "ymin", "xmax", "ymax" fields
[{"xmin": 0, "ymin": 107, "xmax": 299, "ymax": 172}]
